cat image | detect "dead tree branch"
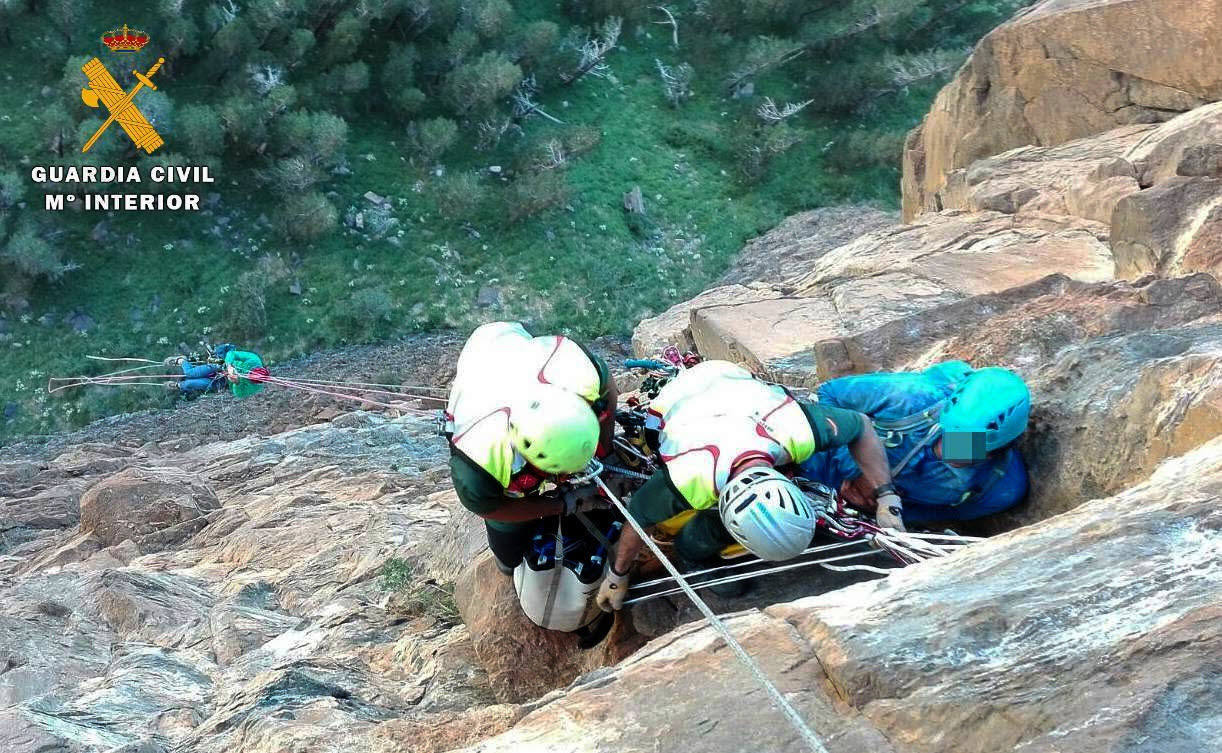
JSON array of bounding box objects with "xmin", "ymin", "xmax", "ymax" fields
[
  {"xmin": 651, "ymin": 5, "xmax": 679, "ymax": 48},
  {"xmin": 560, "ymin": 16, "xmax": 622, "ymax": 86}
]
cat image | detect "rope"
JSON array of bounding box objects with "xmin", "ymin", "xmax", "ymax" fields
[
  {"xmin": 265, "ymin": 376, "xmax": 449, "ymax": 394},
  {"xmin": 266, "ymin": 379, "xmax": 448, "ymax": 403},
  {"xmin": 629, "ymin": 539, "xmax": 869, "ymax": 591},
  {"xmin": 85, "ymin": 355, "xmax": 160, "ymax": 363},
  {"xmin": 258, "ymin": 375, "xmax": 438, "ymax": 416},
  {"xmin": 51, "ymin": 380, "xmax": 175, "ymax": 391},
  {"xmin": 48, "ymin": 373, "xmax": 182, "ymax": 394},
  {"xmin": 600, "ymin": 462, "xmax": 652, "ymax": 481},
  {"xmin": 624, "ymin": 548, "xmax": 897, "ymax": 605},
  {"xmin": 594, "ymin": 477, "xmax": 829, "ymax": 753}
]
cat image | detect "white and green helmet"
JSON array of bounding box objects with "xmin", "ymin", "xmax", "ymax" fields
[
  {"xmin": 718, "ymin": 466, "xmax": 815, "ymax": 561},
  {"xmin": 509, "ymin": 383, "xmax": 600, "ymax": 474}
]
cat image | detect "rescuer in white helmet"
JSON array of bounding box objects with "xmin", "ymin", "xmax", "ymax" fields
[
  {"xmin": 595, "ymin": 360, "xmax": 896, "ymax": 611},
  {"xmin": 445, "ymin": 322, "xmax": 618, "ymax": 573}
]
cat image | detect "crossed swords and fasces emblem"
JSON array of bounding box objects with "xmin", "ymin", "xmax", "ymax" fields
[{"xmin": 80, "ymin": 57, "xmax": 165, "ymax": 154}]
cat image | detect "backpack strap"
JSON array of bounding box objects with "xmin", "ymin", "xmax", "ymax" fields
[
  {"xmin": 872, "ymin": 399, "xmax": 947, "ymax": 448},
  {"xmin": 954, "ymin": 448, "xmax": 1013, "ymax": 506},
  {"xmin": 890, "ymin": 424, "xmax": 940, "ymax": 477}
]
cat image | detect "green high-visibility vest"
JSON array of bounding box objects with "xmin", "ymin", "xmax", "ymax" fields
[
  {"xmin": 447, "ymin": 322, "xmax": 603, "ymax": 487},
  {"xmin": 651, "ymin": 361, "xmax": 816, "ymax": 510}
]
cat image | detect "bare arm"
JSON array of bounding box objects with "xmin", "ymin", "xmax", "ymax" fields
[
  {"xmin": 479, "ymin": 497, "xmax": 566, "ymax": 523},
  {"xmin": 597, "ymin": 379, "xmax": 619, "ymax": 454},
  {"xmin": 846, "ymin": 415, "xmax": 892, "ymax": 491},
  {"xmin": 611, "ymin": 522, "xmax": 644, "ymax": 575}
]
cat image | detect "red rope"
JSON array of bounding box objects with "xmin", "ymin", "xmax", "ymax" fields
[{"xmin": 259, "ymin": 375, "xmax": 437, "ymax": 415}]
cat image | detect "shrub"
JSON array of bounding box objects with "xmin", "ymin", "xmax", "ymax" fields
[
  {"xmin": 276, "ymin": 191, "xmax": 338, "ymax": 243},
  {"xmin": 319, "ymin": 61, "xmax": 370, "ymax": 95},
  {"xmin": 1, "ymin": 223, "xmax": 71, "ymax": 280},
  {"xmin": 409, "ymin": 117, "xmax": 459, "ymax": 164},
  {"xmin": 510, "ymin": 20, "xmax": 560, "ymax": 65},
  {"xmin": 443, "ymin": 28, "xmax": 480, "ymax": 68},
  {"xmin": 824, "ymin": 129, "xmax": 907, "ymax": 172},
  {"xmin": 380, "ymin": 558, "xmax": 460, "ymax": 624},
  {"xmin": 562, "ymin": 125, "xmax": 602, "ymax": 158},
  {"xmin": 383, "ymin": 44, "xmax": 425, "ymax": 116},
  {"xmin": 261, "ymin": 156, "xmax": 324, "ymax": 193},
  {"xmin": 40, "ymin": 101, "xmax": 75, "ymax": 154},
  {"xmin": 217, "ymin": 254, "xmax": 291, "ymax": 339},
  {"xmin": 320, "ymin": 13, "xmax": 367, "ymax": 65},
  {"xmin": 274, "ymin": 110, "xmax": 348, "ymax": 166},
  {"xmin": 336, "ymin": 286, "xmax": 394, "ymax": 339},
  {"xmin": 177, "ymin": 104, "xmax": 224, "ymax": 158},
  {"xmin": 656, "ymin": 59, "xmax": 694, "ymax": 107},
  {"xmin": 443, "ymin": 51, "xmax": 522, "ymax": 116},
  {"xmin": 737, "ymin": 122, "xmax": 804, "ymax": 183},
  {"xmin": 500, "ymin": 170, "xmax": 570, "ymax": 224},
  {"xmin": 468, "ymin": 0, "xmax": 514, "ymax": 39},
  {"xmin": 434, "ymin": 172, "xmax": 488, "ymax": 220},
  {"xmin": 283, "ymin": 28, "xmax": 315, "ymax": 65},
  {"xmin": 221, "ymin": 270, "xmax": 268, "ymax": 338},
  {"xmin": 0, "ymin": 170, "xmax": 24, "ymax": 209},
  {"xmin": 387, "ymin": 87, "xmax": 426, "ymax": 118},
  {"xmin": 382, "ymin": 43, "xmax": 419, "ymax": 87},
  {"xmin": 209, "ymin": 21, "xmax": 258, "ymax": 76}
]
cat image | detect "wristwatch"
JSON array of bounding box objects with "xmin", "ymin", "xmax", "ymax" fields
[{"xmin": 872, "ymin": 482, "xmax": 898, "ymax": 500}]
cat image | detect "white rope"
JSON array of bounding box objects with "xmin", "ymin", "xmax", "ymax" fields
[
  {"xmin": 85, "ymin": 355, "xmax": 160, "ymax": 363},
  {"xmin": 624, "ymin": 547, "xmax": 896, "ymax": 605},
  {"xmin": 629, "ymin": 539, "xmax": 869, "ymax": 591},
  {"xmin": 595, "ymin": 477, "xmax": 829, "ymax": 753}
]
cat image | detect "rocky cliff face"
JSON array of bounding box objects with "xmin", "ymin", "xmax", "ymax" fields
[
  {"xmin": 462, "ymin": 436, "xmax": 1222, "ymax": 753},
  {"xmin": 901, "ymin": 0, "xmax": 1222, "ymax": 221},
  {"xmin": 1, "ymin": 412, "xmax": 524, "ymax": 753},
  {"xmin": 4, "ymin": 1, "xmax": 1221, "ymax": 751}
]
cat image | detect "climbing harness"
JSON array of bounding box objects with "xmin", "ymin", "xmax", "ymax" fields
[{"xmin": 596, "ymin": 476, "xmax": 831, "ymax": 753}]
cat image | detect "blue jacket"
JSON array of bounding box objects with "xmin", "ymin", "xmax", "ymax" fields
[{"xmin": 799, "ymin": 361, "xmax": 1028, "ymax": 524}]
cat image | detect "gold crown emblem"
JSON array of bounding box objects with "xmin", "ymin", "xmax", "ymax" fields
[{"xmin": 101, "ymin": 24, "xmax": 149, "ymax": 52}]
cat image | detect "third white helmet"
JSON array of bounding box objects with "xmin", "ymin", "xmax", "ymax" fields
[{"xmin": 718, "ymin": 466, "xmax": 814, "ymax": 561}]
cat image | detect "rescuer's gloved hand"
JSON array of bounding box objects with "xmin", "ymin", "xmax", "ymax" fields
[
  {"xmin": 596, "ymin": 565, "xmax": 630, "ymax": 612},
  {"xmin": 875, "ymin": 493, "xmax": 906, "ymax": 532}
]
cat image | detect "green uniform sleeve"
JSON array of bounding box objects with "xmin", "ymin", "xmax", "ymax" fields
[
  {"xmin": 800, "ymin": 402, "xmax": 864, "ymax": 450},
  {"xmin": 449, "ymin": 448, "xmax": 512, "ymax": 517},
  {"xmin": 627, "ymin": 468, "xmax": 691, "ymax": 528}
]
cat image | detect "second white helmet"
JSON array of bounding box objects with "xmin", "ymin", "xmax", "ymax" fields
[{"xmin": 718, "ymin": 466, "xmax": 814, "ymax": 561}]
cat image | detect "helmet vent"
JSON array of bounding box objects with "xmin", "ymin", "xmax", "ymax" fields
[{"xmin": 734, "ymin": 493, "xmax": 758, "ymax": 514}]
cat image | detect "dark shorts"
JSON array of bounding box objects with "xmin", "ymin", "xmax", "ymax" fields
[
  {"xmin": 673, "ymin": 509, "xmax": 736, "ymax": 568},
  {"xmin": 485, "ymin": 520, "xmax": 536, "ymax": 569}
]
